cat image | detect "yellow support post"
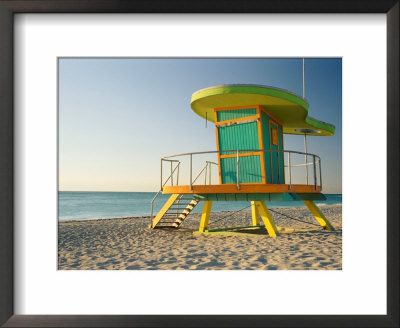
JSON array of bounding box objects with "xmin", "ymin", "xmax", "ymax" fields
[
  {"xmin": 255, "ymin": 201, "xmax": 279, "ymax": 237},
  {"xmin": 198, "ymin": 201, "xmax": 212, "ymax": 232},
  {"xmin": 303, "ymin": 200, "xmax": 334, "ymax": 231},
  {"xmin": 251, "ymin": 201, "xmax": 260, "ymax": 226},
  {"xmin": 150, "ymin": 194, "xmax": 180, "ymax": 228}
]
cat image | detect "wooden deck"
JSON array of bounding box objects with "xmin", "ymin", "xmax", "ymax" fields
[{"xmin": 162, "ymin": 183, "xmax": 321, "ymax": 195}]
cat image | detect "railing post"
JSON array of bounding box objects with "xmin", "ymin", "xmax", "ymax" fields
[
  {"xmin": 236, "ymin": 149, "xmax": 240, "ymax": 190},
  {"xmin": 209, "ymin": 162, "xmax": 211, "ymax": 185},
  {"xmin": 305, "ymin": 154, "xmax": 309, "ymax": 185},
  {"xmin": 177, "ymin": 162, "xmax": 180, "ymax": 186},
  {"xmin": 150, "ymin": 202, "xmax": 154, "ymax": 226},
  {"xmin": 190, "ymin": 154, "xmax": 193, "ymax": 190},
  {"xmin": 204, "ymin": 163, "xmax": 207, "ymax": 185},
  {"xmin": 288, "ymin": 152, "xmax": 291, "ymax": 190},
  {"xmin": 170, "ymin": 161, "xmax": 173, "ymax": 186},
  {"xmin": 160, "ymin": 159, "xmax": 163, "ymax": 191},
  {"xmin": 319, "ymin": 157, "xmax": 322, "ymax": 189},
  {"xmin": 304, "ymin": 133, "xmax": 308, "ymax": 185},
  {"xmin": 313, "ymin": 155, "xmax": 317, "ymax": 190}
]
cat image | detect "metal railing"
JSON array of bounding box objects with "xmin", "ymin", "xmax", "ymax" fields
[
  {"xmin": 150, "ymin": 160, "xmax": 180, "ymax": 224},
  {"xmin": 161, "ymin": 159, "xmax": 180, "ymax": 187},
  {"xmin": 151, "ymin": 149, "xmax": 322, "ymax": 224},
  {"xmin": 160, "ymin": 149, "xmax": 322, "ymax": 191},
  {"xmin": 191, "ymin": 161, "xmax": 218, "ymax": 185}
]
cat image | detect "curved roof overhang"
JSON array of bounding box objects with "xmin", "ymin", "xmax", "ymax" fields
[{"xmin": 191, "ymin": 84, "xmax": 335, "ymax": 136}]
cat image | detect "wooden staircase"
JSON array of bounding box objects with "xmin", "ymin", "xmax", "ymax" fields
[{"xmin": 151, "ymin": 194, "xmax": 199, "ymax": 229}]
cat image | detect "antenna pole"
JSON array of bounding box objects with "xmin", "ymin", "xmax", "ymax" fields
[{"xmin": 304, "ymin": 132, "xmax": 308, "ymax": 184}]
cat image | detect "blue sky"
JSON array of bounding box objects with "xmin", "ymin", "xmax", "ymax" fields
[{"xmin": 58, "ymin": 58, "xmax": 342, "ymax": 193}]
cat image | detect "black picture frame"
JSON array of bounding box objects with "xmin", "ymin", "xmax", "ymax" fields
[{"xmin": 0, "ymin": 1, "xmax": 398, "ymax": 327}]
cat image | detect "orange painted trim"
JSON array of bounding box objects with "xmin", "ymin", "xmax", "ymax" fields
[
  {"xmin": 214, "ymin": 109, "xmax": 223, "ymax": 184},
  {"xmin": 260, "ymin": 106, "xmax": 283, "ymax": 126},
  {"xmin": 214, "ymin": 104, "xmax": 261, "ymax": 112},
  {"xmin": 269, "ymin": 119, "xmax": 278, "ymax": 129},
  {"xmin": 163, "ymin": 184, "xmax": 322, "ymax": 195},
  {"xmin": 215, "ymin": 114, "xmax": 260, "ymax": 126},
  {"xmin": 220, "ymin": 151, "xmax": 262, "ymax": 159},
  {"xmin": 268, "ymin": 120, "xmax": 276, "ymax": 182},
  {"xmin": 257, "ymin": 106, "xmax": 267, "ymax": 183},
  {"xmin": 270, "ymin": 120, "xmax": 282, "ymax": 182},
  {"xmin": 281, "ymin": 130, "xmax": 286, "ymax": 184},
  {"xmin": 260, "ymin": 105, "xmax": 284, "ymax": 183}
]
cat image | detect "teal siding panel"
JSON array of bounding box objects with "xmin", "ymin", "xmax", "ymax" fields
[
  {"xmin": 197, "ymin": 193, "xmax": 318, "ymax": 202},
  {"xmin": 239, "ymin": 155, "xmax": 262, "ymax": 183},
  {"xmin": 261, "ymin": 112, "xmax": 272, "ymax": 183},
  {"xmin": 221, "ymin": 156, "xmax": 262, "ymax": 184},
  {"xmin": 220, "ymin": 157, "xmax": 236, "ymax": 184},
  {"xmin": 291, "ymin": 193, "xmax": 326, "ymax": 201},
  {"xmin": 224, "ymin": 194, "xmax": 238, "ymax": 201},
  {"xmin": 218, "ymin": 122, "xmax": 259, "ymax": 155},
  {"xmin": 217, "ymin": 108, "xmax": 257, "ymax": 121}
]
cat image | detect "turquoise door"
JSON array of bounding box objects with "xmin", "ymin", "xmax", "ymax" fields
[{"xmin": 218, "ymin": 122, "xmax": 263, "ymax": 184}]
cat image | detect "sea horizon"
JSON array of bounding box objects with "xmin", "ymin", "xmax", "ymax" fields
[{"xmin": 58, "ymin": 191, "xmax": 342, "ymax": 222}]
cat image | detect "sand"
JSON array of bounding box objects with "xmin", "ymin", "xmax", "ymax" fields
[{"xmin": 58, "ymin": 204, "xmax": 342, "ymax": 270}]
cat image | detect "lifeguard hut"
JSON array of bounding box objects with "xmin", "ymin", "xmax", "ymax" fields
[{"xmin": 150, "ymin": 84, "xmax": 335, "ymax": 237}]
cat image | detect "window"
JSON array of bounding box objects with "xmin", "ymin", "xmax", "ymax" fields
[{"xmin": 272, "ymin": 129, "xmax": 278, "ymax": 146}]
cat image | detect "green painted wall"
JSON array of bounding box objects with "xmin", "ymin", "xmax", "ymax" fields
[
  {"xmin": 217, "ymin": 108, "xmax": 257, "ymax": 121},
  {"xmin": 220, "ymin": 155, "xmax": 263, "ymax": 184},
  {"xmin": 216, "ymin": 107, "xmax": 285, "ymax": 185},
  {"xmin": 217, "ymin": 110, "xmax": 261, "ymax": 184},
  {"xmin": 218, "ymin": 121, "xmax": 259, "ymax": 155},
  {"xmin": 194, "ymin": 192, "xmax": 326, "ymax": 202}
]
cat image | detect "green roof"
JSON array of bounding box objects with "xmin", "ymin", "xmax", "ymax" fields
[{"xmin": 191, "ymin": 84, "xmax": 335, "ymax": 136}]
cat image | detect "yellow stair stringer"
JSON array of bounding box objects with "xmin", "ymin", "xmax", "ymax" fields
[
  {"xmin": 172, "ymin": 199, "xmax": 199, "ymax": 228},
  {"xmin": 151, "ymin": 194, "xmax": 180, "ymax": 228}
]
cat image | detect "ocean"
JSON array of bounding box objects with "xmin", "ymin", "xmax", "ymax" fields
[{"xmin": 58, "ymin": 191, "xmax": 342, "ymax": 222}]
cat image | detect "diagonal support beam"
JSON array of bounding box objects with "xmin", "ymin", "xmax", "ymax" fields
[
  {"xmin": 255, "ymin": 201, "xmax": 279, "ymax": 237},
  {"xmin": 198, "ymin": 201, "xmax": 213, "ymax": 232},
  {"xmin": 251, "ymin": 201, "xmax": 260, "ymax": 226},
  {"xmin": 151, "ymin": 194, "xmax": 180, "ymax": 228},
  {"xmin": 302, "ymin": 200, "xmax": 334, "ymax": 231}
]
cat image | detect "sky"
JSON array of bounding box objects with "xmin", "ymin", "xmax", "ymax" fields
[{"xmin": 58, "ymin": 58, "xmax": 342, "ymax": 193}]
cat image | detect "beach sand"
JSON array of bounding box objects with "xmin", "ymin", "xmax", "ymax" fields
[{"xmin": 58, "ymin": 204, "xmax": 342, "ymax": 270}]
